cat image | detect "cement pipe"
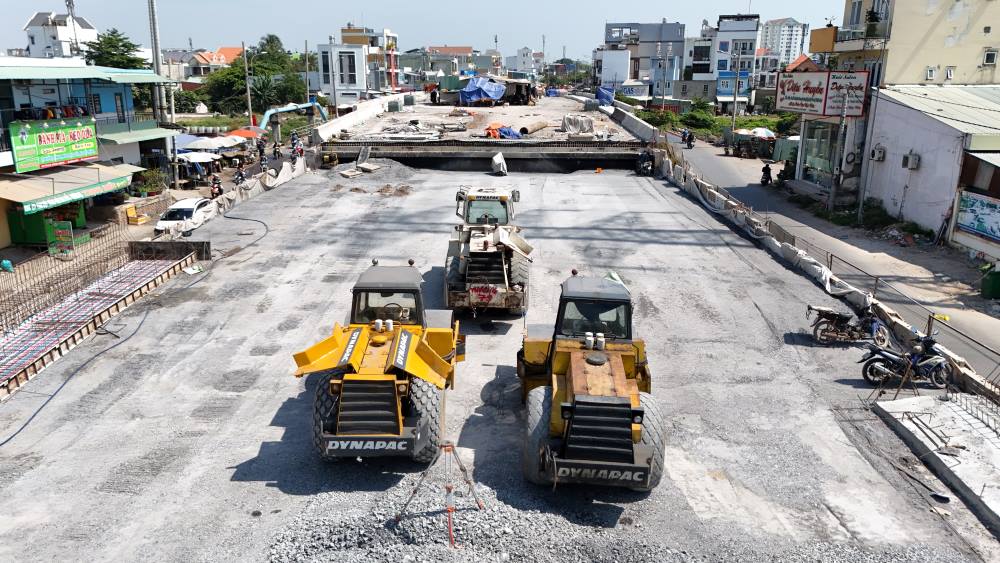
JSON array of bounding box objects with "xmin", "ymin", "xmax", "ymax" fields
[{"xmin": 518, "ymin": 121, "xmax": 548, "ymax": 136}]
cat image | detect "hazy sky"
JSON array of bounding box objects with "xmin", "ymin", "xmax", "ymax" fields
[{"xmin": 1, "ymin": 1, "xmax": 839, "ymax": 60}]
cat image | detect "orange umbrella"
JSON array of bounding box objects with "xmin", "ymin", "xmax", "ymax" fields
[{"xmin": 229, "ymin": 129, "xmax": 261, "ymax": 139}]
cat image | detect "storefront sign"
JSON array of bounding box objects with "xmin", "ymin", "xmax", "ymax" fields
[
  {"xmin": 22, "ymin": 175, "xmax": 131, "ymax": 214},
  {"xmin": 776, "ymin": 71, "xmax": 869, "ymax": 117},
  {"xmin": 48, "ymin": 220, "xmax": 76, "ymax": 259},
  {"xmin": 9, "ymin": 119, "xmax": 99, "ymax": 173},
  {"xmin": 957, "ymin": 191, "xmax": 1000, "ymax": 243},
  {"xmin": 776, "ymin": 72, "xmax": 829, "ymax": 114}
]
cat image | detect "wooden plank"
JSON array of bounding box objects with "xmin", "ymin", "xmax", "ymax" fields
[{"xmin": 609, "ymin": 354, "xmax": 629, "ymax": 398}]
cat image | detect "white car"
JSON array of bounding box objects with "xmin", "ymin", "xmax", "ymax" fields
[{"xmin": 154, "ymin": 198, "xmax": 216, "ymax": 235}]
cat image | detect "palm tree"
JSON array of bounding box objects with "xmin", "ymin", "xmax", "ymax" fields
[{"xmin": 251, "ymin": 74, "xmax": 278, "ymax": 110}]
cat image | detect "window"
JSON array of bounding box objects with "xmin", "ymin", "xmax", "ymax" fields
[
  {"xmin": 986, "ymin": 26, "xmax": 992, "ymax": 34},
  {"xmin": 89, "ymin": 94, "xmax": 102, "ymax": 114},
  {"xmin": 352, "ymin": 291, "xmax": 421, "ymax": 325},
  {"xmin": 718, "ymin": 40, "xmax": 730, "ymax": 53},
  {"xmin": 321, "ymin": 51, "xmax": 331, "ymax": 84},
  {"xmin": 703, "ymin": 84, "xmax": 709, "ymax": 95},
  {"xmin": 465, "ymin": 199, "xmax": 509, "ymax": 225},
  {"xmin": 985, "ymin": 50, "xmax": 998, "ymax": 66},
  {"xmin": 926, "ymin": 67, "xmax": 936, "ymax": 80},
  {"xmin": 718, "ymin": 59, "xmax": 729, "ymax": 71},
  {"xmin": 849, "ymin": 0, "xmax": 863, "ymax": 26},
  {"xmin": 681, "ymin": 83, "xmax": 688, "ymax": 95},
  {"xmin": 339, "ymin": 51, "xmax": 357, "ymax": 84},
  {"xmin": 559, "ymin": 300, "xmax": 630, "ymax": 340},
  {"xmin": 29, "ymin": 35, "xmax": 35, "ymax": 45},
  {"xmin": 946, "ymin": 66, "xmax": 955, "ymax": 80}
]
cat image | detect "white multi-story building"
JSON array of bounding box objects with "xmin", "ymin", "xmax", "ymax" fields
[
  {"xmin": 760, "ymin": 17, "xmax": 809, "ymax": 66},
  {"xmin": 22, "ymin": 12, "xmax": 98, "ymax": 59},
  {"xmin": 506, "ymin": 47, "xmax": 536, "ymax": 73},
  {"xmin": 317, "ymin": 43, "xmax": 371, "ymax": 105}
]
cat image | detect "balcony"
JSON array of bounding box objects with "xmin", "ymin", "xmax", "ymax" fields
[
  {"xmin": 834, "ymin": 21, "xmax": 889, "ymax": 52},
  {"xmin": 94, "ymin": 111, "xmax": 158, "ymax": 135}
]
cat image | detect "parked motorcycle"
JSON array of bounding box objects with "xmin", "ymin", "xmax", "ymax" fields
[
  {"xmin": 635, "ymin": 150, "xmax": 655, "ymax": 176},
  {"xmin": 760, "ymin": 173, "xmax": 772, "ymax": 186},
  {"xmin": 858, "ymin": 334, "xmax": 952, "ymax": 389},
  {"xmin": 807, "ymin": 304, "xmax": 890, "ymax": 347}
]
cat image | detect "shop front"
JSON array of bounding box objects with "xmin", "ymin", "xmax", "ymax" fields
[{"xmin": 0, "ymin": 162, "xmax": 136, "ymax": 251}]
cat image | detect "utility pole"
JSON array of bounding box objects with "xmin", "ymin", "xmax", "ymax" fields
[
  {"xmin": 147, "ymin": 0, "xmax": 165, "ymax": 122},
  {"xmin": 829, "ymin": 88, "xmax": 848, "ymax": 211},
  {"xmin": 329, "ymin": 35, "xmax": 339, "ymax": 116},
  {"xmin": 731, "ymin": 48, "xmax": 743, "ymax": 133},
  {"xmin": 242, "ymin": 40, "xmax": 254, "ymax": 128},
  {"xmin": 304, "ymin": 40, "xmax": 310, "ymax": 104},
  {"xmin": 65, "ymin": 0, "xmax": 80, "ymax": 56}
]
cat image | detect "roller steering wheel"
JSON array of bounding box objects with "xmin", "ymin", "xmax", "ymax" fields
[
  {"xmin": 379, "ymin": 303, "xmax": 403, "ymax": 320},
  {"xmin": 478, "ymin": 213, "xmax": 497, "ymax": 224}
]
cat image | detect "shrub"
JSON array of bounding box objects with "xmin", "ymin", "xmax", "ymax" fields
[{"xmin": 682, "ymin": 110, "xmax": 716, "ymax": 130}]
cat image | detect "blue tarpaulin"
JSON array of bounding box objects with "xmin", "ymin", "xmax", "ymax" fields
[
  {"xmin": 597, "ymin": 86, "xmax": 615, "ymax": 106},
  {"xmin": 497, "ymin": 127, "xmax": 521, "ymax": 139},
  {"xmin": 459, "ymin": 77, "xmax": 506, "ymax": 105},
  {"xmin": 545, "ymin": 88, "xmax": 558, "ymax": 97}
]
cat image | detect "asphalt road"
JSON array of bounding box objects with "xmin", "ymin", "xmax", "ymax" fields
[{"xmin": 0, "ymin": 163, "xmax": 994, "ymax": 561}]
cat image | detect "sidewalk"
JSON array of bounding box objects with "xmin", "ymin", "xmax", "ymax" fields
[{"xmin": 673, "ymin": 135, "xmax": 1000, "ymax": 363}]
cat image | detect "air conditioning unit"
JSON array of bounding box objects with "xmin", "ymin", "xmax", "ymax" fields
[
  {"xmin": 870, "ymin": 146, "xmax": 886, "ymax": 161},
  {"xmin": 902, "ymin": 152, "xmax": 921, "ymax": 170}
]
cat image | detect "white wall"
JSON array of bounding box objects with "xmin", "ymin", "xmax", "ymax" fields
[
  {"xmin": 600, "ymin": 50, "xmax": 630, "ymax": 87},
  {"xmin": 863, "ymin": 95, "xmax": 965, "ymax": 231},
  {"xmin": 98, "ymin": 142, "xmax": 142, "ymax": 166}
]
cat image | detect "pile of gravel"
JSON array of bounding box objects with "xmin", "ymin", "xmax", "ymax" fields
[
  {"xmin": 267, "ymin": 463, "xmax": 678, "ymax": 563},
  {"xmin": 266, "ymin": 459, "xmax": 969, "ymax": 563},
  {"xmin": 329, "ymin": 158, "xmax": 417, "ymax": 184}
]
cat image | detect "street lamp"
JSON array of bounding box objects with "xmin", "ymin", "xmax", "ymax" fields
[{"xmin": 242, "ymin": 42, "xmax": 269, "ymax": 128}]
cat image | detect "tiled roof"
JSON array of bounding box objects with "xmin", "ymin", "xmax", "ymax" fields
[{"xmin": 215, "ymin": 46, "xmax": 244, "ymax": 64}]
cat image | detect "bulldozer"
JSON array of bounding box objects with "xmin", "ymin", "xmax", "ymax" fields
[
  {"xmin": 292, "ymin": 261, "xmax": 464, "ymax": 463},
  {"xmin": 445, "ymin": 187, "xmax": 533, "ymax": 314},
  {"xmin": 516, "ymin": 272, "xmax": 665, "ymax": 490}
]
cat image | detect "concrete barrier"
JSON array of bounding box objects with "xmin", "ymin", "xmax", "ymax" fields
[{"xmin": 315, "ymin": 93, "xmax": 427, "ymax": 142}]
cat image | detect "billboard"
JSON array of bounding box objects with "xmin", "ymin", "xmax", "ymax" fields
[
  {"xmin": 957, "ymin": 191, "xmax": 1000, "ymax": 243},
  {"xmin": 776, "ymin": 71, "xmax": 869, "ymax": 117},
  {"xmin": 9, "ymin": 119, "xmax": 99, "ymax": 173}
]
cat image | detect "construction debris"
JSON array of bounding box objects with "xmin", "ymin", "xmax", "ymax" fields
[
  {"xmin": 339, "ymin": 168, "xmax": 363, "ymax": 179},
  {"xmin": 491, "ymin": 152, "xmax": 508, "ymax": 176},
  {"xmin": 356, "ymin": 162, "xmax": 382, "ymax": 173},
  {"xmin": 562, "ymin": 114, "xmax": 594, "ymax": 134}
]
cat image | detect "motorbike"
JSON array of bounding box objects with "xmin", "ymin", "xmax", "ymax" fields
[
  {"xmin": 635, "ymin": 151, "xmax": 654, "ymax": 176},
  {"xmin": 858, "ymin": 334, "xmax": 952, "ymax": 389},
  {"xmin": 761, "ymin": 172, "xmax": 772, "ymax": 186},
  {"xmin": 807, "ymin": 304, "xmax": 890, "ymax": 347},
  {"xmin": 686, "ymin": 136, "xmax": 694, "ymax": 149}
]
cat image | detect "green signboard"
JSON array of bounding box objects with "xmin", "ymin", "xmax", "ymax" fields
[{"xmin": 9, "ymin": 119, "xmax": 99, "ymax": 173}]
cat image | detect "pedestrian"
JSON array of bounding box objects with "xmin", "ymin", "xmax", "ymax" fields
[
  {"xmin": 272, "ymin": 141, "xmax": 281, "ymax": 160},
  {"xmin": 256, "ymin": 138, "xmax": 265, "ymax": 160}
]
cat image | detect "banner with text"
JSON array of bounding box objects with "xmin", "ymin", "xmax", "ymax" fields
[
  {"xmin": 9, "ymin": 119, "xmax": 99, "ymax": 173},
  {"xmin": 776, "ymin": 71, "xmax": 869, "ymax": 117},
  {"xmin": 957, "ymin": 191, "xmax": 1000, "ymax": 244}
]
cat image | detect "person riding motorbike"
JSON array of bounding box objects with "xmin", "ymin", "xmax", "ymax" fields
[
  {"xmin": 761, "ymin": 163, "xmax": 773, "ymax": 186},
  {"xmin": 272, "ymin": 141, "xmax": 281, "ymax": 160},
  {"xmin": 210, "ymin": 175, "xmax": 223, "ymax": 199},
  {"xmin": 686, "ymin": 131, "xmax": 695, "ymax": 149}
]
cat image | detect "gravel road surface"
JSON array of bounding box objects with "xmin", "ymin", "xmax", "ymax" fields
[{"xmin": 0, "ymin": 164, "xmax": 994, "ymax": 562}]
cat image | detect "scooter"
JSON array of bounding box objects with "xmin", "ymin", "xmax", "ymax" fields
[
  {"xmin": 808, "ymin": 304, "xmax": 890, "ymax": 347},
  {"xmin": 686, "ymin": 136, "xmax": 694, "ymax": 149},
  {"xmin": 857, "ymin": 334, "xmax": 952, "ymax": 389},
  {"xmin": 761, "ymin": 172, "xmax": 772, "ymax": 186}
]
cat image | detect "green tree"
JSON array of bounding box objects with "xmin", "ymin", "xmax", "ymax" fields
[
  {"xmin": 174, "ymin": 89, "xmax": 208, "ymax": 113},
  {"xmin": 690, "ymin": 97, "xmax": 713, "ymax": 113},
  {"xmin": 84, "ymin": 29, "xmax": 146, "ymax": 69},
  {"xmin": 202, "ymin": 62, "xmax": 247, "ymax": 114},
  {"xmin": 253, "ymin": 34, "xmax": 292, "ymax": 75},
  {"xmin": 275, "ymin": 73, "xmax": 306, "ymax": 104},
  {"xmin": 251, "ymin": 74, "xmax": 278, "ymax": 109},
  {"xmin": 290, "ymin": 52, "xmax": 318, "ymax": 73}
]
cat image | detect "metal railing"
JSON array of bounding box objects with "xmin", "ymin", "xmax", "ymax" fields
[
  {"xmin": 93, "ymin": 111, "xmax": 157, "ymax": 127},
  {"xmin": 837, "ymin": 21, "xmax": 890, "ymax": 42}
]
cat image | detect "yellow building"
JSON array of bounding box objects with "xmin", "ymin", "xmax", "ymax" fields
[
  {"xmin": 812, "ymin": 0, "xmax": 999, "ymax": 86},
  {"xmin": 340, "ymin": 25, "xmax": 400, "ymax": 92}
]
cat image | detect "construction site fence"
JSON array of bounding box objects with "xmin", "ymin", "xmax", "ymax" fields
[
  {"xmin": 655, "ymin": 141, "xmax": 1000, "ymax": 404},
  {"xmin": 0, "ymin": 221, "xmax": 132, "ymax": 336}
]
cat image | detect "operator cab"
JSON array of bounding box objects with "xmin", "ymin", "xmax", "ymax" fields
[
  {"xmin": 351, "ymin": 265, "xmax": 425, "ymax": 327},
  {"xmin": 455, "ymin": 187, "xmax": 521, "ymax": 226},
  {"xmin": 555, "ymin": 275, "xmax": 633, "ymax": 342}
]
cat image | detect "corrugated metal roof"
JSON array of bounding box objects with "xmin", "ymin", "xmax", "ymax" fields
[
  {"xmin": 0, "ymin": 65, "xmax": 173, "ymax": 83},
  {"xmin": 97, "ymin": 128, "xmax": 178, "ymax": 145},
  {"xmin": 881, "ymin": 86, "xmax": 1000, "ymax": 138},
  {"xmin": 0, "ymin": 163, "xmax": 133, "ymax": 214}
]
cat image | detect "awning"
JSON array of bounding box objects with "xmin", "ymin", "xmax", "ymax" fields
[
  {"xmin": 0, "ymin": 164, "xmax": 134, "ymax": 214},
  {"xmin": 969, "ymin": 152, "xmax": 1000, "ymax": 168},
  {"xmin": 716, "ymin": 95, "xmax": 749, "ymax": 103},
  {"xmin": 97, "ymin": 128, "xmax": 178, "ymax": 145}
]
